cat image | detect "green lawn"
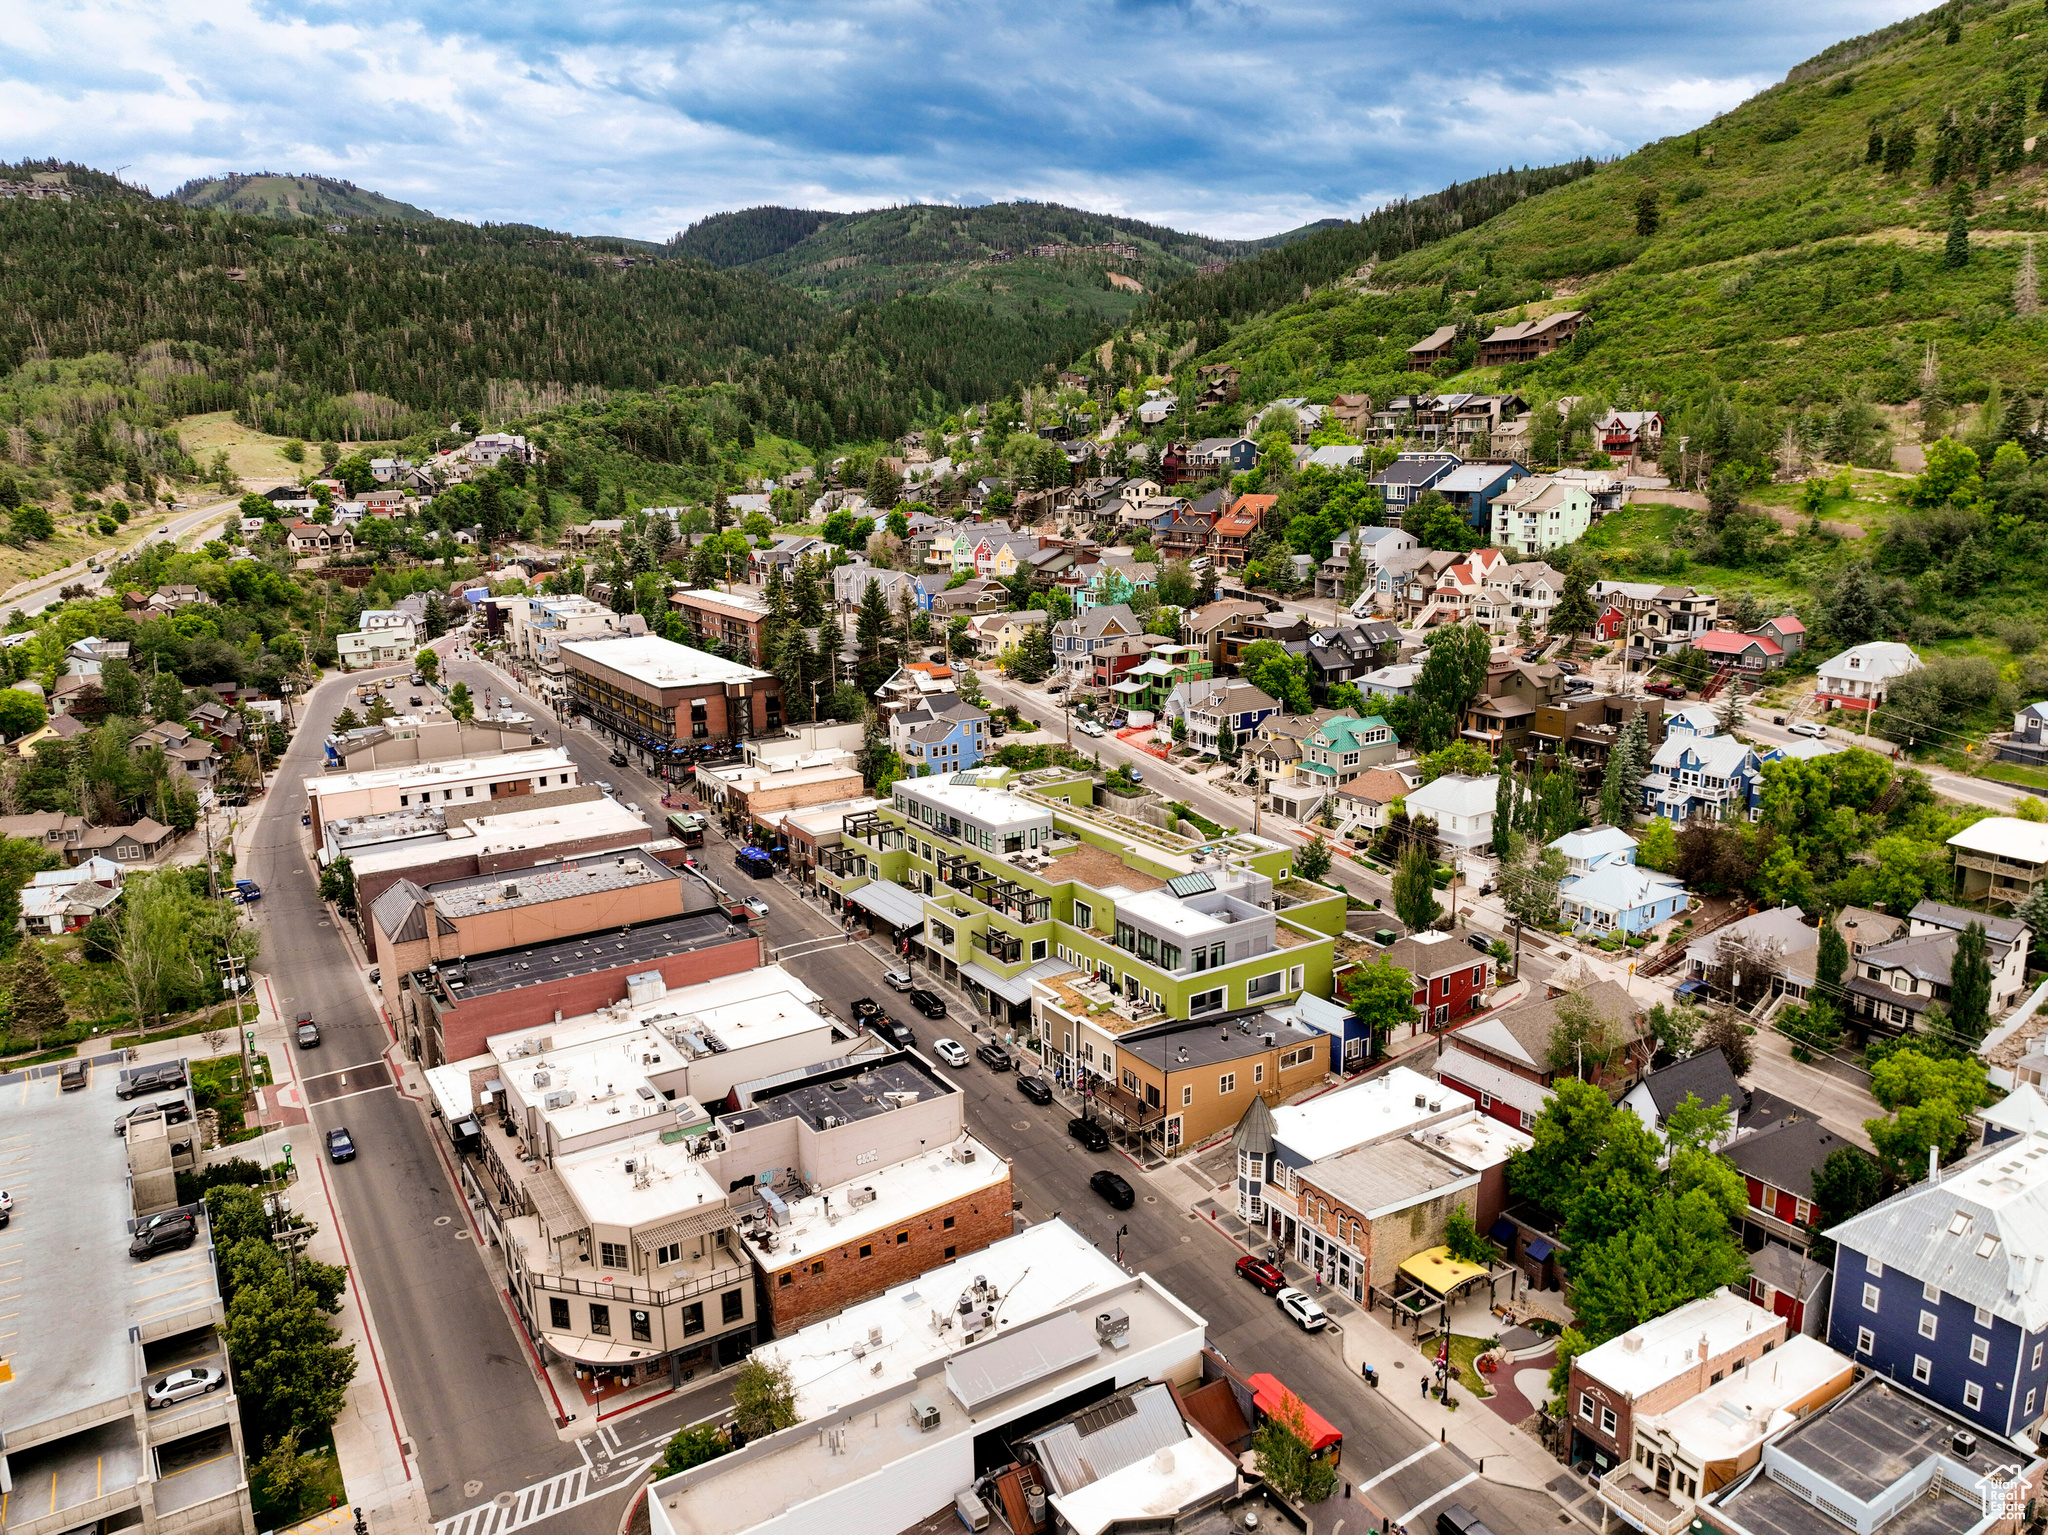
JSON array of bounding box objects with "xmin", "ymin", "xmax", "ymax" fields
[{"xmin": 1418, "ymin": 1333, "xmax": 1499, "ymax": 1398}]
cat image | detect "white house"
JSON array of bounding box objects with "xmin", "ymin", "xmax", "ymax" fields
[
  {"xmin": 1403, "ymin": 773, "xmax": 1498, "ymax": 850},
  {"xmin": 336, "ymin": 609, "xmax": 419, "ymax": 671},
  {"xmin": 1549, "ymin": 826, "xmax": 1638, "ymax": 878},
  {"xmin": 1490, "ymin": 475, "xmax": 1596, "ymax": 557},
  {"xmin": 1815, "ymin": 641, "xmax": 1921, "ymax": 714}
]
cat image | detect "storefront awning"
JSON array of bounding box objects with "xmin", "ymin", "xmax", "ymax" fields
[
  {"xmin": 960, "ymin": 957, "xmax": 1070, "ymax": 1006},
  {"xmin": 1525, "ymin": 1236, "xmax": 1556, "ymax": 1262},
  {"xmin": 1398, "ymin": 1245, "xmax": 1488, "ymax": 1297},
  {"xmin": 846, "ymin": 879, "xmax": 925, "ymax": 931}
]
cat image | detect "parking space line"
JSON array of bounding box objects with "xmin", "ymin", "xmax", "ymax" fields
[
  {"xmin": 1395, "ymin": 1471, "xmax": 1478, "ymax": 1528},
  {"xmin": 1354, "ymin": 1442, "xmax": 1439, "ymax": 1493}
]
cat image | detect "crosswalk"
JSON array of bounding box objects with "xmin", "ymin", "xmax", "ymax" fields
[{"xmin": 433, "ymin": 1426, "xmax": 669, "ymax": 1535}]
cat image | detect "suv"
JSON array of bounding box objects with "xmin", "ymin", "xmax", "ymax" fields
[
  {"xmin": 1089, "ymin": 1169, "xmax": 1136, "ymax": 1210},
  {"xmin": 609, "ymin": 750, "xmax": 630, "ymax": 767},
  {"xmin": 60, "ymin": 1058, "xmax": 89, "ymax": 1091},
  {"xmin": 908, "ymin": 989, "xmax": 948, "ymax": 1019},
  {"xmin": 295, "ymin": 1014, "xmax": 320, "ymax": 1048},
  {"xmin": 117, "ymin": 1062, "xmax": 188, "ymax": 1100},
  {"xmin": 1069, "ymin": 1117, "xmax": 1110, "ymax": 1152},
  {"xmin": 1436, "ymin": 1508, "xmax": 1498, "ymax": 1535},
  {"xmin": 130, "ymin": 1217, "xmax": 197, "ymax": 1259},
  {"xmin": 975, "ymin": 1044, "xmax": 1013, "ymax": 1072}
]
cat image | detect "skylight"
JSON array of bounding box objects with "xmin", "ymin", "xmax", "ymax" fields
[
  {"xmin": 1977, "ymin": 1235, "xmax": 2002, "ymax": 1260},
  {"xmin": 1950, "ymin": 1213, "xmax": 1973, "ymax": 1236}
]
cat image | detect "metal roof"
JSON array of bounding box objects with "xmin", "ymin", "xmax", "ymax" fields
[
  {"xmin": 1025, "ymin": 1383, "xmax": 1188, "ymax": 1495},
  {"xmin": 845, "ymin": 878, "xmax": 924, "ymax": 931},
  {"xmin": 944, "ymin": 1309, "xmax": 1099, "ymax": 1413}
]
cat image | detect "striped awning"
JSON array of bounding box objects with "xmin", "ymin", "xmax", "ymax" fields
[
  {"xmin": 524, "ymin": 1168, "xmax": 587, "ymax": 1236},
  {"xmin": 633, "ymin": 1204, "xmax": 737, "ymax": 1253}
]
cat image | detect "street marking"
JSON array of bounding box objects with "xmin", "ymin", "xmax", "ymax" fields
[
  {"xmin": 1395, "ymin": 1471, "xmax": 1478, "ymax": 1528},
  {"xmin": 431, "ymin": 1454, "xmax": 666, "ymax": 1535},
  {"xmin": 1354, "ymin": 1442, "xmax": 1439, "ymax": 1493}
]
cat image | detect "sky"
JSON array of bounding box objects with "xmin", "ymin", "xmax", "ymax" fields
[{"xmin": 2, "ymin": 0, "xmax": 1928, "ymax": 243}]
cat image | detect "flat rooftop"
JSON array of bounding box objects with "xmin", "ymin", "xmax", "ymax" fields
[
  {"xmin": 656, "ymin": 1227, "xmax": 1204, "ymax": 1535},
  {"xmin": 427, "ymin": 846, "xmax": 678, "ymax": 920},
  {"xmin": 1408, "ymin": 1108, "xmax": 1533, "ymax": 1173},
  {"xmin": 306, "ymin": 745, "xmax": 574, "ymax": 798},
  {"xmin": 1299, "ymin": 1139, "xmax": 1477, "ymax": 1220},
  {"xmin": 780, "ymin": 796, "xmax": 884, "ymax": 837},
  {"xmin": 430, "ymin": 910, "xmax": 748, "ymax": 1005},
  {"xmin": 1122, "ymin": 1016, "xmax": 1323, "ymax": 1073},
  {"xmin": 0, "ymin": 1055, "xmax": 221, "ymax": 1438},
  {"xmin": 1577, "ymin": 1288, "xmax": 1777, "ymax": 1398},
  {"xmin": 673, "ymin": 586, "xmax": 772, "ymax": 618},
  {"xmin": 721, "ymin": 1054, "xmax": 953, "ymax": 1134},
  {"xmin": 740, "ymin": 1135, "xmax": 1008, "ymax": 1269},
  {"xmin": 898, "ymin": 775, "xmax": 1054, "ymax": 831},
  {"xmin": 1270, "ymin": 1066, "xmax": 1462, "ymax": 1163},
  {"xmin": 554, "ymin": 1131, "xmax": 732, "ymax": 1229},
  {"xmin": 560, "ymin": 634, "xmax": 770, "ymax": 688},
  {"xmin": 485, "ymin": 964, "xmax": 827, "ymax": 1059}
]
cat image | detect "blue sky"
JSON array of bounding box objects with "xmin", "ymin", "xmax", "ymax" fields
[{"xmin": 3, "ymin": 0, "xmax": 1925, "ymax": 241}]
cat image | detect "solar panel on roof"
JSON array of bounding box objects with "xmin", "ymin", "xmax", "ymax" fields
[{"xmin": 1166, "ymin": 872, "xmax": 1216, "ymax": 897}]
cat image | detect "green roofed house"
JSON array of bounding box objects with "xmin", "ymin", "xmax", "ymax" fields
[
  {"xmin": 1109, "ymin": 643, "xmax": 1212, "ymax": 719},
  {"xmin": 1299, "ymin": 716, "xmax": 1398, "ymax": 788},
  {"xmin": 816, "ymin": 766, "xmax": 1346, "ymax": 1156}
]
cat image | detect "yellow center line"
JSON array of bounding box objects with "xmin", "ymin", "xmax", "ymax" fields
[
  {"xmin": 159, "ymin": 1449, "xmax": 235, "ymax": 1480},
  {"xmin": 48, "ymin": 1470, "xmax": 56, "ymax": 1513}
]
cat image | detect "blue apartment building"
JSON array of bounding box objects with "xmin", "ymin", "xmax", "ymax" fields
[{"xmin": 1824, "ymin": 1131, "xmax": 2048, "ymax": 1444}]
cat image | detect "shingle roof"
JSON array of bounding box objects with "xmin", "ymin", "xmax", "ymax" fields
[
  {"xmin": 1722, "ymin": 1117, "xmax": 1848, "ymax": 1203},
  {"xmin": 1637, "ymin": 1048, "xmax": 1741, "ymax": 1118}
]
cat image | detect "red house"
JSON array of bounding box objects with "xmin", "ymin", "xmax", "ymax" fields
[
  {"xmin": 1378, "ymin": 932, "xmax": 1491, "ymax": 1041},
  {"xmin": 1745, "ymin": 1245, "xmax": 1833, "ymax": 1338},
  {"xmin": 1595, "ymin": 604, "xmax": 1626, "ymax": 642},
  {"xmin": 1433, "ymin": 978, "xmax": 1647, "ymax": 1132},
  {"xmin": 1720, "ymin": 1116, "xmax": 1845, "ymax": 1256}
]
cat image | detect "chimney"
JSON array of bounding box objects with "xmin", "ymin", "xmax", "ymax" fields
[
  {"xmin": 1930, "ymin": 1144, "xmax": 1940, "ymax": 1185},
  {"xmin": 422, "ymin": 896, "xmax": 444, "ymax": 962}
]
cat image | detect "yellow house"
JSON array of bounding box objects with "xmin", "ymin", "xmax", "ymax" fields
[
  {"xmin": 972, "ymin": 610, "xmax": 1049, "ymax": 658},
  {"xmin": 992, "ymin": 542, "xmax": 1033, "ymax": 581}
]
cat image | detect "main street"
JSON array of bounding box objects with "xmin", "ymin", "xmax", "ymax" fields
[{"xmin": 427, "ymin": 640, "xmax": 1585, "ymax": 1535}]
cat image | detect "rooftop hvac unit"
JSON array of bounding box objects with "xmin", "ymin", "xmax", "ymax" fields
[
  {"xmin": 1025, "ymin": 1490, "xmax": 1047, "ymax": 1524},
  {"xmin": 532, "ymin": 1071, "xmax": 552, "ymax": 1089},
  {"xmin": 957, "ymin": 1146, "xmax": 976, "ymax": 1163},
  {"xmin": 1414, "ymin": 1093, "xmax": 1427, "ymax": 1108},
  {"xmin": 868, "ymin": 1325, "xmax": 883, "ymax": 1346},
  {"xmin": 910, "ymin": 1397, "xmax": 942, "ymax": 1433},
  {"xmin": 502, "ymin": 881, "xmax": 520, "ymax": 898},
  {"xmin": 1095, "ymin": 1307, "xmax": 1131, "ymax": 1350},
  {"xmin": 536, "ymin": 1036, "xmax": 554, "ymax": 1052},
  {"xmin": 955, "ymin": 1492, "xmax": 990, "ymax": 1533},
  {"xmin": 849, "ymin": 1186, "xmax": 878, "ymax": 1209},
  {"xmin": 1953, "ymin": 1430, "xmax": 1978, "ymax": 1459},
  {"xmin": 543, "ymin": 1089, "xmax": 576, "ymax": 1110}
]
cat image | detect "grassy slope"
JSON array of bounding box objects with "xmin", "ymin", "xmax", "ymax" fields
[
  {"xmin": 1176, "ymin": 0, "xmax": 2048, "ymax": 413},
  {"xmin": 169, "ymin": 173, "xmax": 437, "ymax": 222}
]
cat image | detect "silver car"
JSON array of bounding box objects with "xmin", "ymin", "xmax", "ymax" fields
[
  {"xmin": 883, "ymin": 969, "xmax": 915, "ymax": 991},
  {"xmin": 146, "ymin": 1366, "xmax": 224, "ymax": 1409}
]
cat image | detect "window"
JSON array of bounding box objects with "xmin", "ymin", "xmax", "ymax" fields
[
  {"xmin": 1578, "ymin": 1392, "xmax": 1595, "ymax": 1422},
  {"xmin": 1519, "ymin": 1111, "xmax": 1534, "ymax": 1131},
  {"xmin": 549, "ymin": 1297, "xmax": 571, "ymax": 1330},
  {"xmin": 809, "ymin": 1260, "xmax": 825, "ymax": 1276},
  {"xmin": 1253, "ymin": 1064, "xmax": 1265, "ymax": 1085},
  {"xmin": 1863, "ymin": 1284, "xmax": 1881, "ymax": 1312},
  {"xmin": 1248, "ymin": 971, "xmax": 1284, "ymax": 1001},
  {"xmin": 656, "ymin": 1242, "xmax": 682, "ymax": 1267},
  {"xmin": 682, "ymin": 1299, "xmax": 706, "ymax": 1335},
  {"xmin": 943, "ymin": 1216, "xmax": 955, "ymax": 1229},
  {"xmin": 599, "ymin": 1242, "xmax": 629, "ymax": 1270},
  {"xmin": 778, "ymin": 1272, "xmax": 792, "ymax": 1287},
  {"xmin": 1183, "ymin": 1085, "xmax": 1193, "ymax": 1107},
  {"xmin": 1600, "ymin": 1406, "xmax": 1617, "ymax": 1436},
  {"xmin": 1190, "ymin": 987, "xmax": 1225, "ymax": 1017},
  {"xmin": 2029, "ymin": 1389, "xmax": 2039, "ymax": 1418},
  {"xmin": 631, "ymin": 1309, "xmax": 652, "ymax": 1342},
  {"xmin": 896, "ymin": 1230, "xmax": 910, "ymax": 1246},
  {"xmin": 1280, "ymin": 1045, "xmax": 1317, "ymax": 1070},
  {"xmin": 1965, "ymin": 1381, "xmax": 1984, "ymax": 1411},
  {"xmin": 858, "ymin": 1243, "xmax": 874, "ymax": 1259},
  {"xmin": 1857, "ymin": 1327, "xmax": 1875, "ymax": 1354},
  {"xmin": 1975, "ymin": 1305, "xmax": 1994, "ymax": 1327},
  {"xmin": 2034, "ymin": 1342, "xmax": 2044, "ymax": 1371},
  {"xmin": 944, "ymin": 1246, "xmax": 957, "ymax": 1259},
  {"xmin": 1867, "ymin": 1254, "xmax": 1884, "ymax": 1278},
  {"xmin": 1919, "ymin": 1311, "xmax": 1938, "ymax": 1340},
  {"xmin": 1972, "ymin": 1336, "xmax": 1990, "ymax": 1365},
  {"xmin": 1924, "ymin": 1281, "xmax": 1942, "ymax": 1303},
  {"xmin": 1031, "ymin": 939, "xmax": 1047, "ymax": 962},
  {"xmin": 1073, "ymin": 901, "xmax": 1093, "ymax": 929},
  {"xmin": 1219, "ymin": 1072, "xmax": 1237, "ymax": 1095},
  {"xmin": 722, "ymin": 1289, "xmax": 745, "ymax": 1324},
  {"xmin": 589, "ymin": 1303, "xmax": 611, "ymax": 1336},
  {"xmin": 1914, "ymin": 1356, "xmax": 1933, "ymax": 1384},
  {"xmin": 1288, "ymin": 965, "xmax": 1304, "ymax": 992},
  {"xmin": 1794, "ymin": 1199, "xmax": 1812, "ymax": 1225}
]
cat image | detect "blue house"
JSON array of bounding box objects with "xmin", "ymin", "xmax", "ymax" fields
[
  {"xmin": 1369, "ymin": 452, "xmax": 1462, "ymax": 520},
  {"xmin": 1643, "ymin": 733, "xmax": 1767, "ymax": 822},
  {"xmin": 1433, "ymin": 460, "xmax": 1532, "ymax": 533},
  {"xmin": 887, "ymin": 694, "xmax": 989, "ymax": 775},
  {"xmin": 1556, "ymin": 860, "xmax": 1690, "ymax": 936},
  {"xmin": 1824, "ymin": 1130, "xmax": 2048, "ymax": 1444}
]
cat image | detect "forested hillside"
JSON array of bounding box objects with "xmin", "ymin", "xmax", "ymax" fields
[
  {"xmin": 670, "ymin": 207, "xmax": 851, "ymax": 266},
  {"xmin": 169, "ymin": 173, "xmax": 437, "ymax": 223}
]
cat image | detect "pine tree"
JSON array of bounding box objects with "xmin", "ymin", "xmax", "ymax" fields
[
  {"xmin": 1717, "ymin": 680, "xmax": 1746, "ymax": 734},
  {"xmin": 1948, "ymin": 920, "xmax": 1993, "ymax": 1043},
  {"xmin": 1493, "ymin": 771, "xmax": 1516, "ymax": 858},
  {"xmin": 9, "ymin": 942, "xmax": 68, "ymax": 1051},
  {"xmin": 0, "ymin": 475, "xmax": 18, "ymax": 511},
  {"xmin": 1946, "ymin": 211, "xmax": 1972, "ymax": 268}
]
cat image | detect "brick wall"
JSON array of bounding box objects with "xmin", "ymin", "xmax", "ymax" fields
[{"xmin": 760, "ymin": 1174, "xmax": 1014, "ymax": 1336}]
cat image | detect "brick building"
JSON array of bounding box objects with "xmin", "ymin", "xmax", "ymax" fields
[
  {"xmin": 305, "ymin": 747, "xmax": 581, "ymax": 853},
  {"xmin": 1292, "ymin": 1137, "xmax": 1481, "ymax": 1306},
  {"xmin": 669, "ymin": 587, "xmax": 774, "ymax": 667},
  {"xmin": 561, "ymin": 635, "xmax": 782, "ymax": 765},
  {"xmin": 1567, "ymin": 1289, "xmax": 1788, "ymax": 1473}
]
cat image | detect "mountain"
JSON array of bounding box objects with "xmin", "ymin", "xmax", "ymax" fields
[
  {"xmin": 1250, "ymin": 218, "xmax": 1351, "ymax": 249},
  {"xmin": 1157, "ymin": 0, "xmax": 2048, "ymax": 458},
  {"xmin": 168, "ymin": 173, "xmax": 437, "ymax": 223},
  {"xmin": 671, "ymin": 207, "xmax": 852, "ymax": 267}
]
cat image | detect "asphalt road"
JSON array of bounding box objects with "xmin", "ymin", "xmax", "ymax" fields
[{"xmin": 1, "ymin": 492, "xmax": 249, "ymax": 618}]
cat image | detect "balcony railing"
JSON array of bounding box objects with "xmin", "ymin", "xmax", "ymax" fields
[
  {"xmin": 526, "ymin": 1257, "xmax": 752, "ymax": 1308},
  {"xmin": 972, "ymin": 928, "xmax": 1024, "ymax": 965},
  {"xmin": 843, "ymin": 810, "xmax": 885, "ymax": 843}
]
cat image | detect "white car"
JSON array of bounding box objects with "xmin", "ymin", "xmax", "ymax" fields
[
  {"xmin": 595, "ymin": 780, "xmax": 615, "ymax": 794},
  {"xmin": 932, "ymin": 1039, "xmax": 970, "ymax": 1068},
  {"xmin": 1275, "ymin": 1287, "xmax": 1329, "ymax": 1332},
  {"xmin": 883, "ymin": 969, "xmax": 916, "ymax": 992},
  {"xmin": 0, "ymin": 1189, "xmax": 10, "ymax": 1211},
  {"xmin": 742, "ymin": 897, "xmax": 770, "ymax": 917},
  {"xmin": 1076, "ymin": 720, "xmax": 1106, "ymax": 738},
  {"xmin": 1787, "ymin": 722, "xmax": 1829, "ymax": 739},
  {"xmin": 146, "ymin": 1366, "xmax": 224, "ymax": 1409}
]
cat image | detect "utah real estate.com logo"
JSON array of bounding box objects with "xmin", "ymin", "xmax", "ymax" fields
[{"xmin": 1976, "ymin": 1468, "xmax": 2031, "ymax": 1520}]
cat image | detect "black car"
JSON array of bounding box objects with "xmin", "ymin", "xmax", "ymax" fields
[
  {"xmin": 60, "ymin": 1058, "xmax": 88, "ymax": 1091},
  {"xmin": 975, "ymin": 1044, "xmax": 1013, "ymax": 1072},
  {"xmin": 1554, "ymin": 659, "xmax": 1581, "ymax": 675},
  {"xmin": 117, "ymin": 1062, "xmax": 187, "ymax": 1100},
  {"xmin": 1090, "ymin": 1169, "xmax": 1136, "ymax": 1210},
  {"xmin": 1017, "ymin": 1076, "xmax": 1054, "ymax": 1105},
  {"xmin": 908, "ymin": 989, "xmax": 948, "ymax": 1019},
  {"xmin": 609, "ymin": 750, "xmax": 629, "ymax": 767},
  {"xmin": 130, "ymin": 1217, "xmax": 197, "ymax": 1259},
  {"xmin": 1069, "ymin": 1117, "xmax": 1110, "ymax": 1152},
  {"xmin": 880, "ymin": 1020, "xmax": 917, "ymax": 1051},
  {"xmin": 1436, "ymin": 1507, "xmax": 1498, "ymax": 1535},
  {"xmin": 115, "ymin": 1099, "xmax": 192, "ymax": 1136},
  {"xmin": 327, "ymin": 1127, "xmax": 356, "ymax": 1163}
]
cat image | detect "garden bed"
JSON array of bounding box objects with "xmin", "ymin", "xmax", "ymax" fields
[{"xmin": 1418, "ymin": 1333, "xmax": 1499, "ymax": 1398}]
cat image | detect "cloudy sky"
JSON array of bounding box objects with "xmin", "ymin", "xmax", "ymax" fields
[{"xmin": 3, "ymin": 0, "xmax": 1924, "ymax": 241}]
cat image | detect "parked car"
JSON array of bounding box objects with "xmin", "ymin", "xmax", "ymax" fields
[
  {"xmin": 879, "ymin": 1020, "xmax": 917, "ymax": 1051},
  {"xmin": 1275, "ymin": 1287, "xmax": 1329, "ymax": 1332},
  {"xmin": 1045, "ymin": 680, "xmax": 1065, "ymax": 693},
  {"xmin": 117, "ymin": 1062, "xmax": 187, "ymax": 1100},
  {"xmin": 975, "ymin": 1044, "xmax": 1013, "ymax": 1072},
  {"xmin": 115, "ymin": 1099, "xmax": 192, "ymax": 1136},
  {"xmin": 0, "ymin": 1190, "xmax": 11, "ymax": 1212},
  {"xmin": 1076, "ymin": 720, "xmax": 1105, "ymax": 737},
  {"xmin": 296, "ymin": 1014, "xmax": 320, "ymax": 1048},
  {"xmin": 326, "ymin": 1127, "xmax": 356, "ymax": 1163},
  {"xmin": 1644, "ymin": 681, "xmax": 1687, "ymax": 699},
  {"xmin": 851, "ymin": 997, "xmax": 885, "ymax": 1024},
  {"xmin": 1565, "ymin": 677, "xmax": 1595, "ymax": 693},
  {"xmin": 1787, "ymin": 722, "xmax": 1829, "ymax": 739},
  {"xmin": 60, "ymin": 1058, "xmax": 88, "ymax": 1091},
  {"xmin": 742, "ymin": 897, "xmax": 771, "ymax": 918},
  {"xmin": 1467, "ymin": 932, "xmax": 1493, "ymax": 953},
  {"xmin": 1436, "ymin": 1507, "xmax": 1498, "ymax": 1535},
  {"xmin": 1553, "ymin": 659, "xmax": 1580, "ymax": 675},
  {"xmin": 146, "ymin": 1366, "xmax": 225, "ymax": 1409},
  {"xmin": 1235, "ymin": 1256, "xmax": 1286, "ymax": 1295},
  {"xmin": 130, "ymin": 1217, "xmax": 197, "ymax": 1259},
  {"xmin": 1017, "ymin": 1075, "xmax": 1053, "ymax": 1105},
  {"xmin": 908, "ymin": 988, "xmax": 948, "ymax": 1018},
  {"xmin": 1519, "ymin": 648, "xmax": 1543, "ymax": 662},
  {"xmin": 931, "ymin": 1039, "xmax": 970, "ymax": 1068},
  {"xmin": 595, "ymin": 780, "xmax": 615, "ymax": 794},
  {"xmin": 1089, "ymin": 1169, "xmax": 1136, "ymax": 1210},
  {"xmin": 410, "ymin": 695, "xmax": 424, "ymax": 707},
  {"xmin": 1674, "ymin": 978, "xmax": 1711, "ymax": 1001},
  {"xmin": 1069, "ymin": 1116, "xmax": 1110, "ymax": 1152},
  {"xmin": 883, "ymin": 969, "xmax": 916, "ymax": 992},
  {"xmin": 410, "ymin": 673, "xmax": 423, "ymax": 685}
]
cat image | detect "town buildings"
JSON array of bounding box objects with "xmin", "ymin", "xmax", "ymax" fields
[
  {"xmin": 1594, "ymin": 583, "xmax": 1720, "ymax": 673},
  {"xmin": 1435, "ymin": 979, "xmax": 1648, "ymax": 1130},
  {"xmin": 1490, "ymin": 475, "xmax": 1595, "ymax": 556},
  {"xmin": 1643, "ymin": 733, "xmax": 1768, "ymax": 823},
  {"xmin": 1476, "ymin": 310, "xmax": 1583, "ymax": 366},
  {"xmin": 1948, "ymin": 816, "xmax": 2048, "ymax": 908},
  {"xmin": 304, "ymin": 747, "xmax": 581, "ymax": 852},
  {"xmin": 562, "ymin": 635, "xmax": 783, "ymax": 766},
  {"xmin": 1815, "ymin": 641, "xmax": 1923, "ymax": 714},
  {"xmin": 1402, "ymin": 772, "xmax": 1499, "ymax": 850},
  {"xmin": 669, "ymin": 586, "xmax": 775, "ymax": 666},
  {"xmin": 336, "ymin": 608, "xmax": 419, "ymax": 670}
]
